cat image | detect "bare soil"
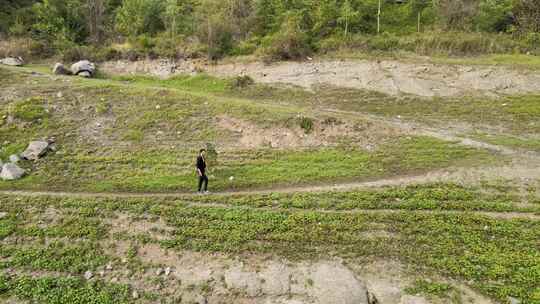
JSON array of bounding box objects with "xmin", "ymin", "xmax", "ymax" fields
[{"xmin": 101, "ymin": 58, "xmax": 540, "ymax": 97}]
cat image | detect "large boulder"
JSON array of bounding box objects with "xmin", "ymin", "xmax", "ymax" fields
[
  {"xmin": 21, "ymin": 141, "xmax": 50, "ymax": 161},
  {"xmin": 71, "ymin": 60, "xmax": 96, "ymax": 77},
  {"xmin": 53, "ymin": 63, "xmax": 73, "ymax": 75},
  {"xmin": 0, "ymin": 163, "xmax": 25, "ymax": 181},
  {"xmin": 0, "ymin": 57, "xmax": 24, "ymax": 66}
]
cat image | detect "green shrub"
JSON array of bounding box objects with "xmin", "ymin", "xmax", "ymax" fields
[
  {"xmin": 60, "ymin": 45, "xmax": 93, "ymax": 62},
  {"xmin": 229, "ymin": 75, "xmax": 255, "ymax": 89},
  {"xmin": 230, "ymin": 40, "xmax": 258, "ymax": 56},
  {"xmin": 298, "ymin": 116, "xmax": 314, "ymax": 134},
  {"xmin": 262, "ymin": 13, "xmax": 312, "ymax": 61},
  {"xmin": 367, "ymin": 32, "xmax": 400, "ymax": 51}
]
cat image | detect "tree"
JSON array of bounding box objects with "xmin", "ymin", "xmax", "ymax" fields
[
  {"xmin": 115, "ymin": 0, "xmax": 164, "ymax": 37},
  {"xmin": 410, "ymin": 0, "xmax": 431, "ymax": 32},
  {"xmin": 338, "ymin": 0, "xmax": 359, "ymax": 38},
  {"xmin": 162, "ymin": 0, "xmax": 196, "ymax": 38},
  {"xmin": 434, "ymin": 0, "xmax": 479, "ymax": 31},
  {"xmin": 513, "ymin": 0, "xmax": 540, "ymax": 33},
  {"xmin": 474, "ymin": 0, "xmax": 513, "ymax": 32},
  {"xmin": 31, "ymin": 0, "xmax": 87, "ymax": 44},
  {"xmin": 86, "ymin": 0, "xmax": 105, "ymax": 43}
]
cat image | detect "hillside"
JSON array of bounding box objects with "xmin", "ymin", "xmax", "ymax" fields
[{"xmin": 1, "ymin": 56, "xmax": 540, "ymax": 304}]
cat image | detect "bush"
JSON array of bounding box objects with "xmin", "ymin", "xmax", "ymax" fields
[
  {"xmin": 230, "ymin": 40, "xmax": 258, "ymax": 56},
  {"xmin": 229, "ymin": 75, "xmax": 255, "ymax": 89},
  {"xmin": 0, "ymin": 38, "xmax": 52, "ymax": 60},
  {"xmin": 298, "ymin": 116, "xmax": 314, "ymax": 134},
  {"xmin": 261, "ymin": 13, "xmax": 312, "ymax": 61},
  {"xmin": 366, "ymin": 32, "xmax": 400, "ymax": 51},
  {"xmin": 60, "ymin": 45, "xmax": 93, "ymax": 62}
]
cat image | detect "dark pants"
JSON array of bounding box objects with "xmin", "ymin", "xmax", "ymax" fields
[{"xmin": 198, "ymin": 174, "xmax": 208, "ymax": 192}]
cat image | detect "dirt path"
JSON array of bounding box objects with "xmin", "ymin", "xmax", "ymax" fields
[{"xmin": 1, "ymin": 162, "xmax": 539, "ymax": 199}]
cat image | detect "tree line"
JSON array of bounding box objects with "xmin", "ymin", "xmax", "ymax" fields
[{"xmin": 0, "ymin": 0, "xmax": 539, "ymax": 60}]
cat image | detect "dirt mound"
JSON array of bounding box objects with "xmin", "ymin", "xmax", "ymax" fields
[
  {"xmin": 101, "ymin": 58, "xmax": 540, "ymax": 97},
  {"xmin": 217, "ymin": 115, "xmax": 399, "ymax": 150}
]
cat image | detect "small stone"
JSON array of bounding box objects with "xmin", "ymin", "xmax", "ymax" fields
[
  {"xmin": 9, "ymin": 154, "xmax": 20, "ymax": 163},
  {"xmin": 156, "ymin": 268, "xmax": 164, "ymax": 276},
  {"xmin": 121, "ymin": 258, "xmax": 127, "ymax": 264},
  {"xmin": 0, "ymin": 212, "xmax": 8, "ymax": 219},
  {"xmin": 132, "ymin": 290, "xmax": 139, "ymax": 299},
  {"xmin": 155, "ymin": 105, "xmax": 161, "ymax": 110},
  {"xmin": 53, "ymin": 63, "xmax": 72, "ymax": 75},
  {"xmin": 98, "ymin": 270, "xmax": 105, "ymax": 277},
  {"xmin": 84, "ymin": 271, "xmax": 93, "ymax": 280},
  {"xmin": 508, "ymin": 297, "xmax": 521, "ymax": 304},
  {"xmin": 0, "ymin": 163, "xmax": 25, "ymax": 181},
  {"xmin": 106, "ymin": 263, "xmax": 113, "ymax": 270},
  {"xmin": 229, "ymin": 176, "xmax": 234, "ymax": 181},
  {"xmin": 57, "ymin": 92, "xmax": 63, "ymax": 98},
  {"xmin": 164, "ymin": 267, "xmax": 172, "ymax": 276},
  {"xmin": 0, "ymin": 57, "xmax": 24, "ymax": 66},
  {"xmin": 111, "ymin": 277, "xmax": 118, "ymax": 283}
]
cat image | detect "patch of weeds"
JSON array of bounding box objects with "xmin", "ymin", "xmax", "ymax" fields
[
  {"xmin": 96, "ymin": 98, "xmax": 111, "ymax": 115},
  {"xmin": 472, "ymin": 132, "xmax": 540, "ymax": 152},
  {"xmin": 10, "ymin": 97, "xmax": 48, "ymax": 122},
  {"xmin": 405, "ymin": 279, "xmax": 454, "ymax": 298},
  {"xmin": 0, "ymin": 274, "xmax": 132, "ymax": 304},
  {"xmin": 123, "ymin": 129, "xmax": 144, "ymax": 142},
  {"xmin": 1, "ymin": 241, "xmax": 109, "ymax": 274},
  {"xmin": 298, "ymin": 116, "xmax": 314, "ymax": 134},
  {"xmin": 229, "ymin": 75, "xmax": 255, "ymax": 89}
]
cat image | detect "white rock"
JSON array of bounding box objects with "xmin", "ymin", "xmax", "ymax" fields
[
  {"xmin": 84, "ymin": 271, "xmax": 93, "ymax": 280},
  {"xmin": 21, "ymin": 141, "xmax": 49, "ymax": 160},
  {"xmin": 164, "ymin": 267, "xmax": 172, "ymax": 276},
  {"xmin": 132, "ymin": 290, "xmax": 139, "ymax": 299},
  {"xmin": 508, "ymin": 297, "xmax": 521, "ymax": 304},
  {"xmin": 0, "ymin": 212, "xmax": 7, "ymax": 219},
  {"xmin": 156, "ymin": 268, "xmax": 164, "ymax": 276},
  {"xmin": 106, "ymin": 263, "xmax": 113, "ymax": 270},
  {"xmin": 71, "ymin": 60, "xmax": 96, "ymax": 77},
  {"xmin": 0, "ymin": 57, "xmax": 23, "ymax": 66},
  {"xmin": 78, "ymin": 71, "xmax": 92, "ymax": 78},
  {"xmin": 0, "ymin": 163, "xmax": 25, "ymax": 181},
  {"xmin": 229, "ymin": 176, "xmax": 235, "ymax": 181}
]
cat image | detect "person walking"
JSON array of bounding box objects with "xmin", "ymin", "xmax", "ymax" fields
[{"xmin": 196, "ymin": 149, "xmax": 209, "ymax": 193}]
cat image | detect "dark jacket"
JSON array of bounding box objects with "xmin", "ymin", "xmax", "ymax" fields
[{"xmin": 196, "ymin": 155, "xmax": 206, "ymax": 175}]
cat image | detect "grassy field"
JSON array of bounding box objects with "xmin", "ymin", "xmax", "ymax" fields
[
  {"xmin": 0, "ymin": 66, "xmax": 500, "ymax": 192},
  {"xmin": 1, "ymin": 63, "xmax": 539, "ymax": 304}
]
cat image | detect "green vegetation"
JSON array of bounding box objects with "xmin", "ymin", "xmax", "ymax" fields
[
  {"xmin": 0, "ymin": 181, "xmax": 539, "ymax": 303},
  {"xmin": 472, "ymin": 133, "xmax": 540, "ymax": 152},
  {"xmin": 1, "ymin": 0, "xmax": 540, "ymax": 61},
  {"xmin": 0, "ymin": 275, "xmax": 133, "ymax": 304},
  {"xmin": 0, "ymin": 136, "xmax": 496, "ymax": 193},
  {"xmin": 405, "ymin": 280, "xmax": 454, "ymax": 297},
  {"xmin": 188, "ymin": 183, "xmax": 540, "ymax": 213}
]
